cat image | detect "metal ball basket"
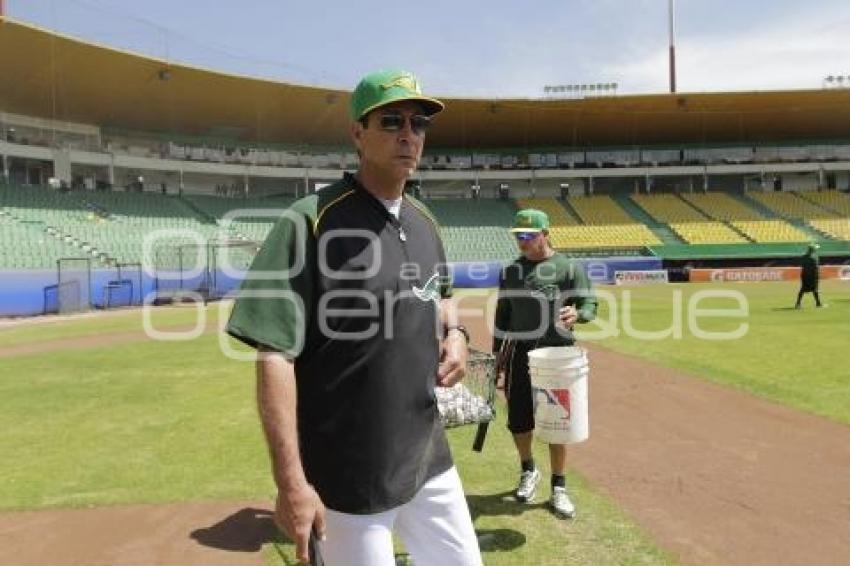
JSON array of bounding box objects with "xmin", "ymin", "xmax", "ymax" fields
[{"xmin": 435, "ymin": 350, "xmax": 497, "ymax": 451}]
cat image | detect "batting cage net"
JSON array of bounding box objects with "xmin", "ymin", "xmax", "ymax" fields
[
  {"xmin": 151, "ymin": 241, "xmax": 206, "ymax": 296},
  {"xmin": 436, "ymin": 350, "xmax": 497, "ymax": 451},
  {"xmin": 103, "ymin": 262, "xmax": 143, "ymax": 309},
  {"xmin": 54, "ymin": 257, "xmax": 92, "ymax": 314},
  {"xmin": 207, "ymin": 239, "xmax": 260, "ymax": 300},
  {"xmin": 152, "ymin": 239, "xmax": 259, "ymax": 302}
]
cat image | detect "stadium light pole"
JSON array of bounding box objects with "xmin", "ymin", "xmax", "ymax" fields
[{"xmin": 668, "ymin": 0, "xmax": 677, "ymax": 93}]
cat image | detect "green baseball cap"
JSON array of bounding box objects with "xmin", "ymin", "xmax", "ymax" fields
[
  {"xmin": 350, "ymin": 69, "xmax": 444, "ymax": 121},
  {"xmin": 510, "ymin": 209, "xmax": 550, "ymax": 233}
]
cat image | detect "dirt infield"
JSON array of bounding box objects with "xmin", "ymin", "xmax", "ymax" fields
[
  {"xmin": 571, "ymin": 344, "xmax": 850, "ymax": 565},
  {"xmin": 0, "ymin": 500, "xmax": 276, "ymax": 566},
  {"xmin": 467, "ymin": 307, "xmax": 850, "ymax": 565},
  {"xmin": 2, "ymin": 305, "xmax": 849, "ymax": 565}
]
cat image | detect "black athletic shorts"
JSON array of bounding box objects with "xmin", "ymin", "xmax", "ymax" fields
[
  {"xmin": 505, "ymin": 340, "xmax": 578, "ymax": 434},
  {"xmin": 505, "ymin": 342, "xmax": 536, "ymax": 434}
]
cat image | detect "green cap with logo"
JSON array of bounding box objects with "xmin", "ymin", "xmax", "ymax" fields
[
  {"xmin": 510, "ymin": 208, "xmax": 550, "ymax": 233},
  {"xmin": 350, "ymin": 69, "xmax": 445, "ymax": 120}
]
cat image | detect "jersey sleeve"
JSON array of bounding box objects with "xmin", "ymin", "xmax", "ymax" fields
[
  {"xmin": 225, "ymin": 211, "xmax": 315, "ymax": 357},
  {"xmin": 570, "ymin": 261, "xmax": 598, "ymax": 323}
]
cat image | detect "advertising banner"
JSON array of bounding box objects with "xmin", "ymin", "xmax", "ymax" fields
[
  {"xmin": 579, "ymin": 257, "xmax": 664, "ymax": 284},
  {"xmin": 614, "ymin": 270, "xmax": 669, "ymax": 285},
  {"xmin": 689, "ymin": 266, "xmax": 846, "ymax": 283}
]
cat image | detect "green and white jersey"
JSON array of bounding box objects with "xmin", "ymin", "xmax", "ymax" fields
[{"xmin": 493, "ymin": 252, "xmax": 597, "ymax": 353}]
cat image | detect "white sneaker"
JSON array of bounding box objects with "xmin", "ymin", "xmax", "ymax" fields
[
  {"xmin": 515, "ymin": 468, "xmax": 541, "ymax": 503},
  {"xmin": 550, "ymin": 486, "xmax": 576, "ymax": 518}
]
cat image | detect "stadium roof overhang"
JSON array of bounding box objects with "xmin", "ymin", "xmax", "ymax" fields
[{"xmin": 2, "ymin": 17, "xmax": 850, "ymax": 150}]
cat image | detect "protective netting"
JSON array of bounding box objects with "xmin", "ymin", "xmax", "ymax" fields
[{"xmin": 57, "ymin": 257, "xmax": 91, "ymax": 313}]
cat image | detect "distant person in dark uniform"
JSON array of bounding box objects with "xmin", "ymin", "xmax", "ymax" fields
[{"xmin": 795, "ymin": 243, "xmax": 823, "ymax": 309}]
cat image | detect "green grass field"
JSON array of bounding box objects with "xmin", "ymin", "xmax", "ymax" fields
[
  {"xmin": 0, "ymin": 303, "xmax": 670, "ymax": 565},
  {"xmin": 583, "ymin": 279, "xmax": 850, "ymax": 425},
  {"xmin": 1, "ymin": 279, "xmax": 846, "ymax": 563}
]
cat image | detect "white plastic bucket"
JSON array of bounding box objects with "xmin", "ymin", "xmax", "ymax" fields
[
  {"xmin": 529, "ymin": 366, "xmax": 589, "ymax": 388},
  {"xmin": 528, "ymin": 346, "xmax": 586, "ymax": 369},
  {"xmin": 530, "ymin": 360, "xmax": 588, "ymax": 375},
  {"xmin": 528, "ymin": 346, "xmax": 589, "ymax": 444}
]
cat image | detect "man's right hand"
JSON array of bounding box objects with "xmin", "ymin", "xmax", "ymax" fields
[{"xmin": 275, "ymin": 482, "xmax": 326, "ymax": 564}]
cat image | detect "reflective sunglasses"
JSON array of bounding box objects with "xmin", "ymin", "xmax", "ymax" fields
[
  {"xmin": 378, "ymin": 113, "xmax": 431, "ymax": 135},
  {"xmin": 514, "ymin": 231, "xmax": 540, "ymax": 242}
]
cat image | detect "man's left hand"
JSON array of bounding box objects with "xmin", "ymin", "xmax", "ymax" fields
[
  {"xmin": 437, "ymin": 331, "xmax": 468, "ymax": 387},
  {"xmin": 558, "ymin": 306, "xmax": 579, "ymax": 328}
]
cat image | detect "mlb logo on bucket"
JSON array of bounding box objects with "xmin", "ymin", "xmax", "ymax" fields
[{"xmin": 535, "ymin": 388, "xmax": 571, "ymax": 419}]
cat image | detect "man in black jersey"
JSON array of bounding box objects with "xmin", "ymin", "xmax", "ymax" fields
[
  {"xmin": 494, "ymin": 208, "xmax": 597, "ymax": 519},
  {"xmin": 795, "ymin": 243, "xmax": 823, "ymax": 309},
  {"xmin": 227, "ymin": 69, "xmax": 481, "ymax": 565}
]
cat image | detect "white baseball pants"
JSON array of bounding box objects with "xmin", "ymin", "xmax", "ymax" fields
[{"xmin": 316, "ymin": 466, "xmax": 482, "ymax": 566}]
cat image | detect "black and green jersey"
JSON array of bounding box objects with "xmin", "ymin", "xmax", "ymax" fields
[
  {"xmin": 801, "ymin": 252, "xmax": 820, "ymax": 289},
  {"xmin": 493, "ymin": 252, "xmax": 597, "ymax": 353},
  {"xmin": 226, "ymin": 173, "xmax": 453, "ymax": 514}
]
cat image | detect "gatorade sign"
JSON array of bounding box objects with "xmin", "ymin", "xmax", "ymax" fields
[
  {"xmin": 704, "ymin": 268, "xmax": 792, "ymax": 282},
  {"xmin": 691, "ymin": 266, "xmax": 845, "ymax": 283}
]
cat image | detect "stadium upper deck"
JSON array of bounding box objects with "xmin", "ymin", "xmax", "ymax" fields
[
  {"xmin": 3, "ymin": 15, "xmax": 850, "ymax": 202},
  {"xmin": 1, "ymin": 15, "xmax": 849, "ymax": 271},
  {"xmin": 2, "ymin": 17, "xmax": 850, "ymax": 150}
]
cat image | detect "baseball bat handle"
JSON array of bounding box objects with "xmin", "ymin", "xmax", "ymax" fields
[
  {"xmin": 472, "ymin": 422, "xmax": 489, "ymax": 452},
  {"xmin": 309, "ymin": 526, "xmax": 324, "ymax": 566}
]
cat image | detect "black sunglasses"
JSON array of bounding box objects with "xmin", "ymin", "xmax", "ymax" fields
[
  {"xmin": 514, "ymin": 232, "xmax": 539, "ymax": 241},
  {"xmin": 378, "ymin": 113, "xmax": 431, "ymax": 135}
]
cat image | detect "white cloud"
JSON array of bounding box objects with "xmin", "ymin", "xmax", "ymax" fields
[{"xmin": 606, "ymin": 11, "xmax": 850, "ymax": 94}]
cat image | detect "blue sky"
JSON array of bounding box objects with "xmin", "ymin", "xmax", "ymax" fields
[{"xmin": 8, "ymin": 0, "xmax": 850, "ymax": 97}]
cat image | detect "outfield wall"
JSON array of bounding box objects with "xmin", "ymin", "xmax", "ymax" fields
[
  {"xmin": 0, "ymin": 257, "xmax": 664, "ymax": 317},
  {"xmin": 0, "ymin": 269, "xmax": 156, "ymax": 317},
  {"xmin": 652, "ymin": 241, "xmax": 850, "ymax": 260},
  {"xmin": 0, "ymin": 269, "xmax": 228, "ymax": 317},
  {"xmin": 6, "ymin": 257, "xmax": 849, "ymax": 317}
]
